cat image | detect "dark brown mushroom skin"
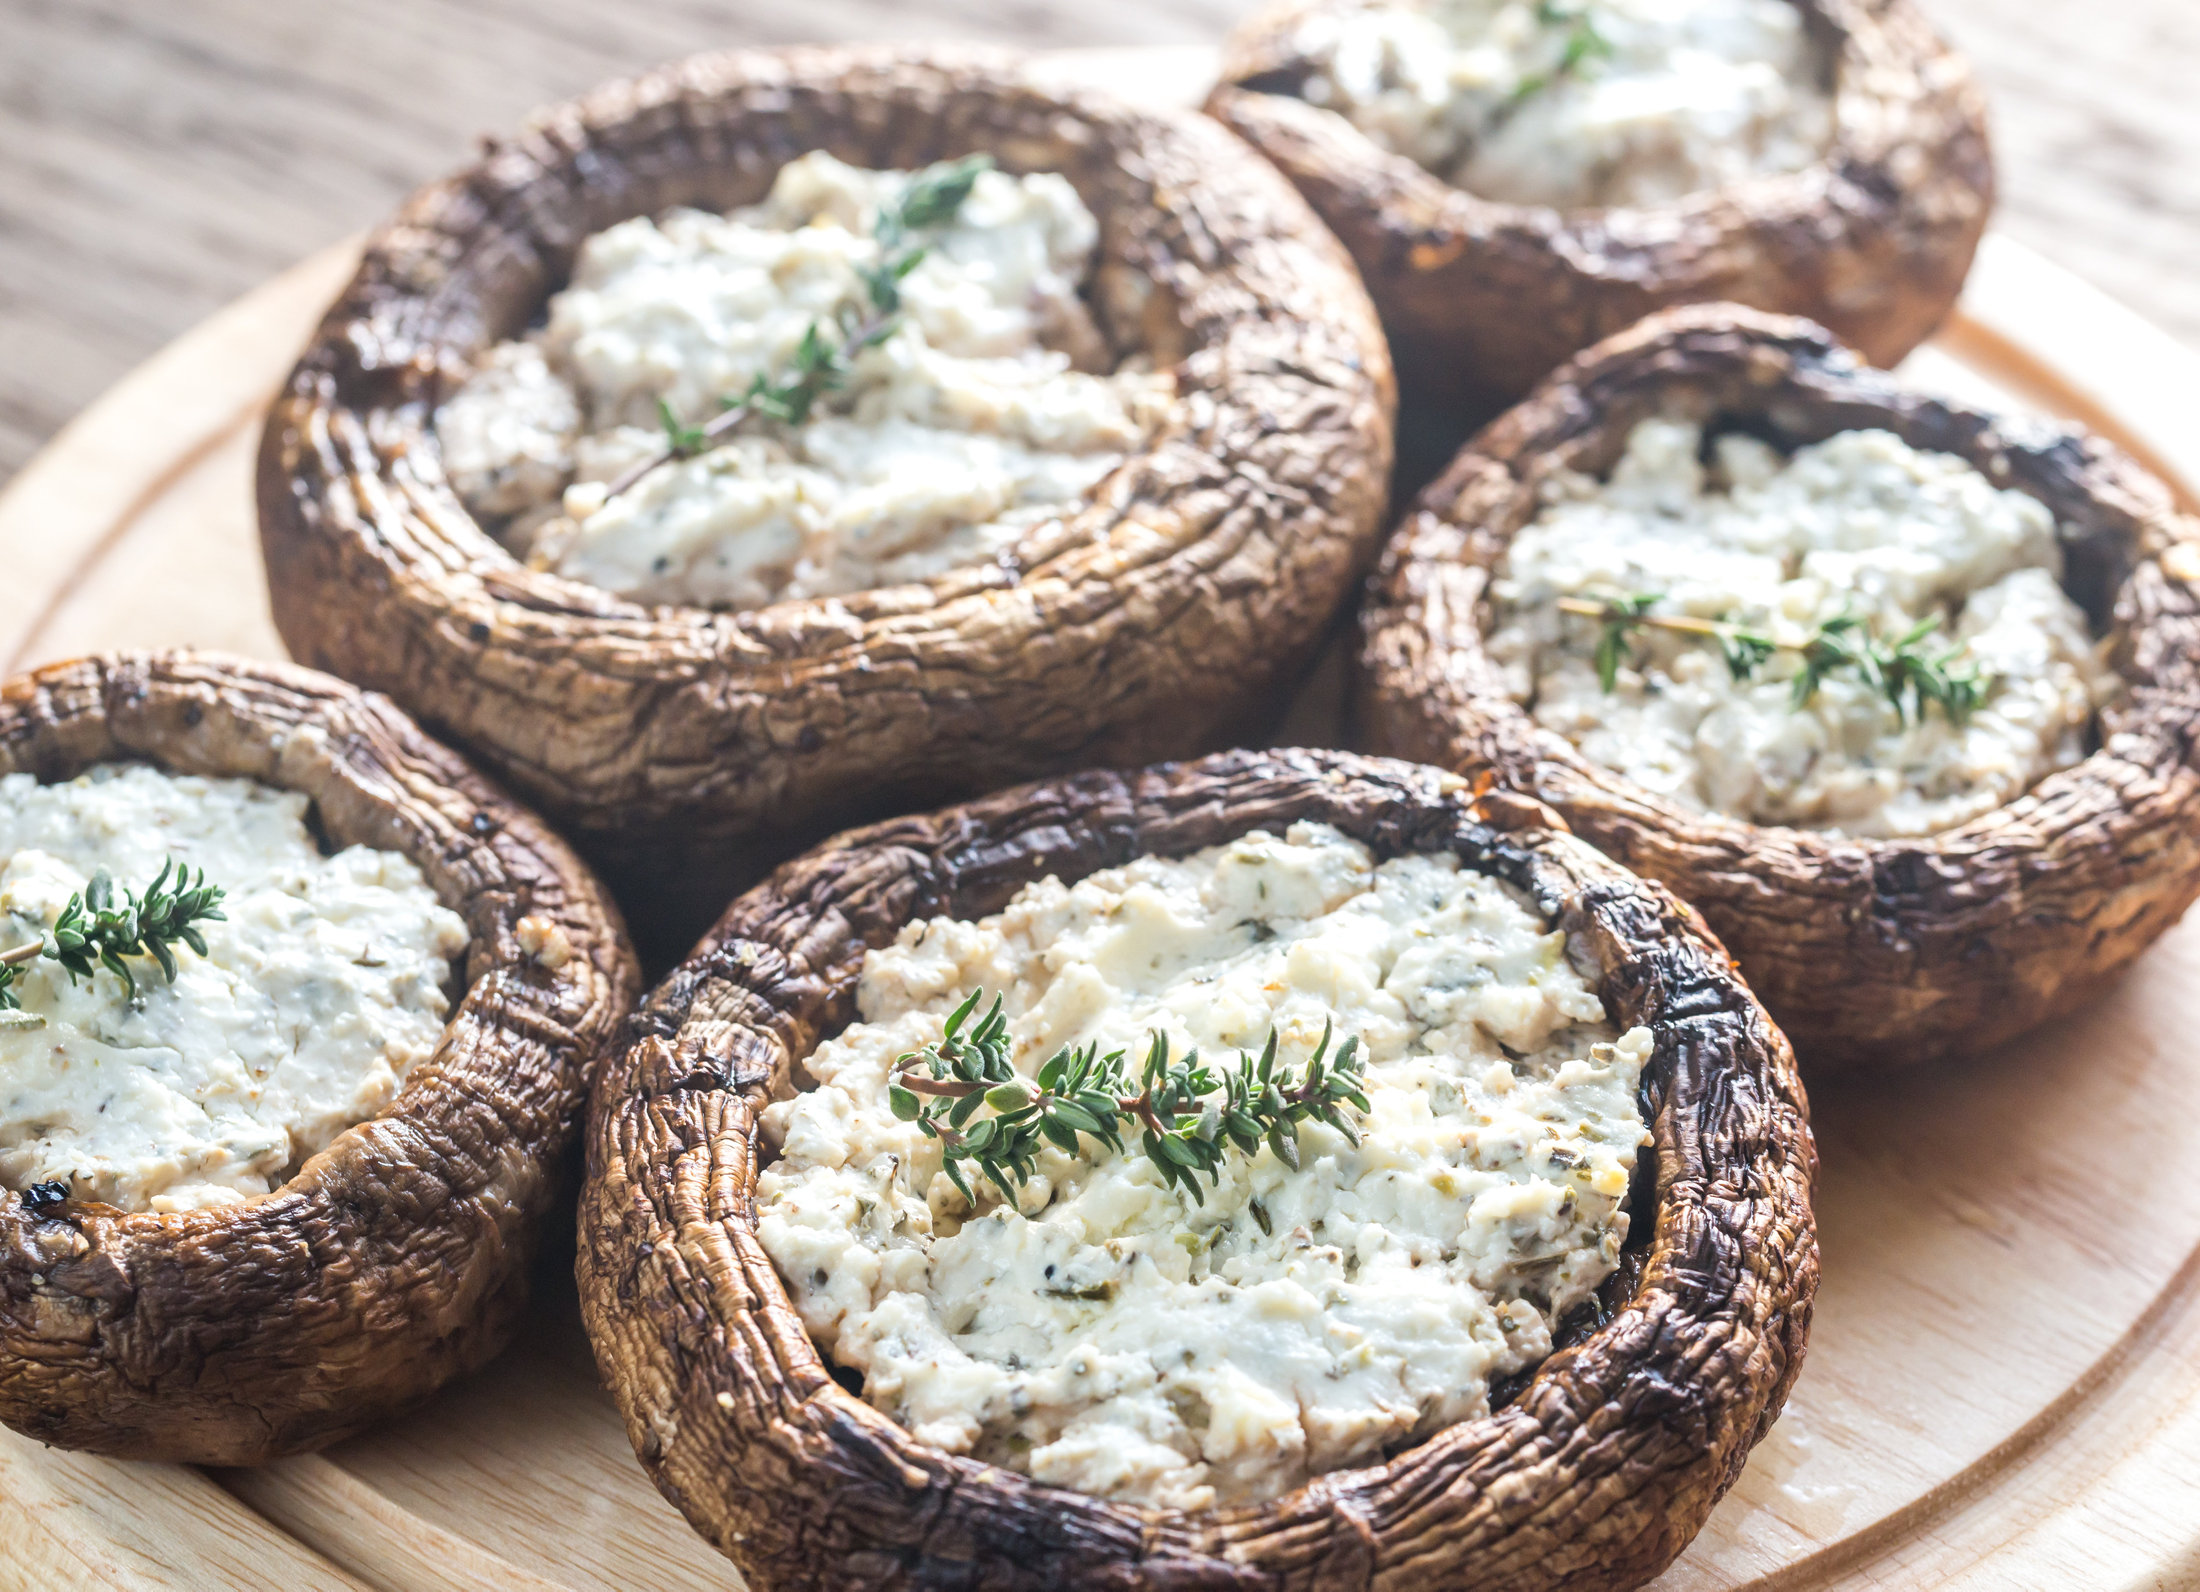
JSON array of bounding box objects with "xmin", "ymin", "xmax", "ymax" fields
[
  {"xmin": 257, "ymin": 47, "xmax": 1397, "ymax": 946},
  {"xmin": 1359, "ymin": 302, "xmax": 2200, "ymax": 1072},
  {"xmin": 577, "ymin": 747, "xmax": 1817, "ymax": 1591},
  {"xmin": 0, "ymin": 652, "xmax": 640, "ymax": 1464},
  {"xmin": 1207, "ymin": 0, "xmax": 1993, "ymax": 423}
]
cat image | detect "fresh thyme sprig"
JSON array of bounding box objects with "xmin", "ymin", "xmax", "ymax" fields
[
  {"xmin": 1507, "ymin": 1, "xmax": 1616, "ymax": 108},
  {"xmin": 1558, "ymin": 592, "xmax": 1994, "ymax": 725},
  {"xmin": 887, "ymin": 990, "xmax": 1371, "ymax": 1207},
  {"xmin": 0, "ymin": 860, "xmax": 227, "ymax": 1015},
  {"xmin": 599, "ymin": 153, "xmax": 995, "ymax": 503}
]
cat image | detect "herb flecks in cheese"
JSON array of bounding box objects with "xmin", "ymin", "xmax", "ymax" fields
[
  {"xmin": 1488, "ymin": 418, "xmax": 2119, "ymax": 836},
  {"xmin": 757, "ymin": 822, "xmax": 1652, "ymax": 1511},
  {"xmin": 1292, "ymin": 0, "xmax": 1833, "ymax": 210},
  {"xmin": 437, "ymin": 152, "xmax": 1173, "ymax": 610},
  {"xmin": 0, "ymin": 765, "xmax": 470, "ymax": 1214}
]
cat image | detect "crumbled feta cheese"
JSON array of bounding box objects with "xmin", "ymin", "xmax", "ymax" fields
[
  {"xmin": 437, "ymin": 152, "xmax": 1173, "ymax": 609},
  {"xmin": 0, "ymin": 765, "xmax": 470, "ymax": 1213},
  {"xmin": 756, "ymin": 821, "xmax": 1650, "ymax": 1510},
  {"xmin": 1292, "ymin": 0, "xmax": 1833, "ymax": 209},
  {"xmin": 1487, "ymin": 418, "xmax": 2118, "ymax": 835}
]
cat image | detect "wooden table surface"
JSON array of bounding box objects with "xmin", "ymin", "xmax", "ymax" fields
[{"xmin": 1, "ymin": 0, "xmax": 2197, "ymax": 481}]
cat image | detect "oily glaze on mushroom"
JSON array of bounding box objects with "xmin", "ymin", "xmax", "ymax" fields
[
  {"xmin": 577, "ymin": 747, "xmax": 1816, "ymax": 1590},
  {"xmin": 258, "ymin": 47, "xmax": 1396, "ymax": 943},
  {"xmin": 1360, "ymin": 303, "xmax": 2200, "ymax": 1070},
  {"xmin": 0, "ymin": 652, "xmax": 638, "ymax": 1463},
  {"xmin": 1207, "ymin": 0, "xmax": 1992, "ymax": 420}
]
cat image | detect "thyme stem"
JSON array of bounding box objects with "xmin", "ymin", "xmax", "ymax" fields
[
  {"xmin": 589, "ymin": 155, "xmax": 992, "ymax": 509},
  {"xmin": 0, "ymin": 860, "xmax": 227, "ymax": 1013},
  {"xmin": 1557, "ymin": 591, "xmax": 1994, "ymax": 725},
  {"xmin": 887, "ymin": 990, "xmax": 1371, "ymax": 1207}
]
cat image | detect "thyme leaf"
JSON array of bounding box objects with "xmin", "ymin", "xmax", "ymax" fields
[
  {"xmin": 599, "ymin": 153, "xmax": 994, "ymax": 504},
  {"xmin": 889, "ymin": 992, "xmax": 1371, "ymax": 1207},
  {"xmin": 1588, "ymin": 591, "xmax": 1660, "ymax": 691},
  {"xmin": 1557, "ymin": 592, "xmax": 1995, "ymax": 725},
  {"xmin": 1510, "ymin": 2, "xmax": 1616, "ymax": 108},
  {"xmin": 0, "ymin": 859, "xmax": 227, "ymax": 1011}
]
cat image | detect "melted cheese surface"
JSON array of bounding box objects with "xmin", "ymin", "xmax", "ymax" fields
[
  {"xmin": 757, "ymin": 822, "xmax": 1650, "ymax": 1510},
  {"xmin": 1487, "ymin": 418, "xmax": 2118, "ymax": 835},
  {"xmin": 0, "ymin": 765, "xmax": 469, "ymax": 1213},
  {"xmin": 438, "ymin": 152, "xmax": 1172, "ymax": 610},
  {"xmin": 1292, "ymin": 0, "xmax": 1833, "ymax": 209}
]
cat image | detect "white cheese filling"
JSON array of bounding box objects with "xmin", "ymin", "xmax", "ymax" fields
[
  {"xmin": 758, "ymin": 821, "xmax": 1652, "ymax": 1512},
  {"xmin": 1291, "ymin": 0, "xmax": 1833, "ymax": 210},
  {"xmin": 0, "ymin": 765, "xmax": 470, "ymax": 1214},
  {"xmin": 436, "ymin": 152, "xmax": 1174, "ymax": 610},
  {"xmin": 1487, "ymin": 418, "xmax": 2120, "ymax": 836}
]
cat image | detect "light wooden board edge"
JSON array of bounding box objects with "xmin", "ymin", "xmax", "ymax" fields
[
  {"xmin": 0, "ymin": 1440, "xmax": 374, "ymax": 1591},
  {"xmin": 0, "ymin": 241, "xmax": 361, "ymax": 674},
  {"xmin": 4, "ymin": 52, "xmax": 2200, "ymax": 1589}
]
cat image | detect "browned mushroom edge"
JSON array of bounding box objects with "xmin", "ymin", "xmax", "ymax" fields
[
  {"xmin": 576, "ymin": 746, "xmax": 1816, "ymax": 1592},
  {"xmin": 0, "ymin": 652, "xmax": 640, "ymax": 1464},
  {"xmin": 1207, "ymin": 0, "xmax": 1992, "ymax": 423},
  {"xmin": 1359, "ymin": 302, "xmax": 2200, "ymax": 1072},
  {"xmin": 257, "ymin": 45, "xmax": 1397, "ymax": 946}
]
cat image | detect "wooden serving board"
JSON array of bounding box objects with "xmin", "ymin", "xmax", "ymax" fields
[{"xmin": 8, "ymin": 44, "xmax": 2200, "ymax": 1592}]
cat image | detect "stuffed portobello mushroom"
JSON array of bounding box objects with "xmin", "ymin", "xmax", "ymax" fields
[
  {"xmin": 258, "ymin": 47, "xmax": 1396, "ymax": 936},
  {"xmin": 1360, "ymin": 303, "xmax": 2200, "ymax": 1070},
  {"xmin": 0, "ymin": 652, "xmax": 638, "ymax": 1463},
  {"xmin": 1207, "ymin": 0, "xmax": 1992, "ymax": 418},
  {"xmin": 578, "ymin": 747, "xmax": 1816, "ymax": 1590}
]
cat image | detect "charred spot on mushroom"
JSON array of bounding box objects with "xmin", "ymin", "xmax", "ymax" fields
[{"xmin": 20, "ymin": 1181, "xmax": 68, "ymax": 1214}]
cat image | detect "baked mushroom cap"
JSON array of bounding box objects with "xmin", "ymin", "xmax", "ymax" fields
[
  {"xmin": 0, "ymin": 652, "xmax": 639, "ymax": 1464},
  {"xmin": 258, "ymin": 46, "xmax": 1397, "ymax": 935},
  {"xmin": 577, "ymin": 747, "xmax": 1816, "ymax": 1591},
  {"xmin": 1360, "ymin": 303, "xmax": 2200, "ymax": 1071},
  {"xmin": 1207, "ymin": 0, "xmax": 1992, "ymax": 418}
]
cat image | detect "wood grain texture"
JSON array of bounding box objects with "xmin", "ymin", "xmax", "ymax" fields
[
  {"xmin": 6, "ymin": 34, "xmax": 2200, "ymax": 1592},
  {"xmin": 3, "ymin": 0, "xmax": 2197, "ymax": 487},
  {"xmin": 5, "ymin": 210, "xmax": 2200, "ymax": 1592}
]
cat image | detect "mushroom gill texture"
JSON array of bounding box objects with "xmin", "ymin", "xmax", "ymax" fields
[
  {"xmin": 0, "ymin": 652, "xmax": 639, "ymax": 1464},
  {"xmin": 257, "ymin": 47, "xmax": 1397, "ymax": 941},
  {"xmin": 1359, "ymin": 303, "xmax": 2200, "ymax": 1072},
  {"xmin": 577, "ymin": 747, "xmax": 1817, "ymax": 1591},
  {"xmin": 1206, "ymin": 0, "xmax": 1992, "ymax": 420}
]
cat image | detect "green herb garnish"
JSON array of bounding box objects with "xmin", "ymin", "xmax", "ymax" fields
[
  {"xmin": 1509, "ymin": 2, "xmax": 1617, "ymax": 108},
  {"xmin": 888, "ymin": 990, "xmax": 1371, "ymax": 1207},
  {"xmin": 0, "ymin": 859, "xmax": 227, "ymax": 1013},
  {"xmin": 1558, "ymin": 592, "xmax": 1994, "ymax": 726},
  {"xmin": 603, "ymin": 153, "xmax": 994, "ymax": 503}
]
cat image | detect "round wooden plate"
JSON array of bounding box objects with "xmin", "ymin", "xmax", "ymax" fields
[{"xmin": 8, "ymin": 45, "xmax": 2200, "ymax": 1592}]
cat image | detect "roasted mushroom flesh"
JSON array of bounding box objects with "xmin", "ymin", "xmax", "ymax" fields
[
  {"xmin": 1207, "ymin": 0, "xmax": 1992, "ymax": 421},
  {"xmin": 1361, "ymin": 303, "xmax": 2200, "ymax": 1069},
  {"xmin": 0, "ymin": 652, "xmax": 639, "ymax": 1464},
  {"xmin": 258, "ymin": 48, "xmax": 1397, "ymax": 941},
  {"xmin": 578, "ymin": 747, "xmax": 1816, "ymax": 1591}
]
